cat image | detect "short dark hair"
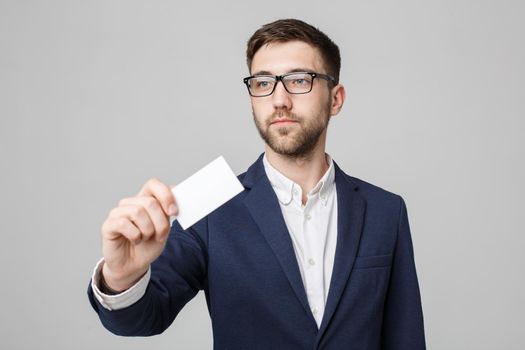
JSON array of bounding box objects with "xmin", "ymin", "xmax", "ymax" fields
[{"xmin": 246, "ymin": 19, "xmax": 341, "ymax": 84}]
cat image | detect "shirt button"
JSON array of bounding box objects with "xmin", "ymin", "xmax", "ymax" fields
[
  {"xmin": 312, "ymin": 307, "xmax": 318, "ymax": 315},
  {"xmin": 308, "ymin": 258, "xmax": 316, "ymax": 266},
  {"xmin": 305, "ymin": 214, "xmax": 311, "ymax": 220},
  {"xmin": 293, "ymin": 188, "xmax": 299, "ymax": 195},
  {"xmin": 320, "ymin": 194, "xmax": 326, "ymax": 200}
]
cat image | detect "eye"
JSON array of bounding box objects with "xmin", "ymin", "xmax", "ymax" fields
[
  {"xmin": 287, "ymin": 74, "xmax": 312, "ymax": 86},
  {"xmin": 256, "ymin": 81, "xmax": 269, "ymax": 88},
  {"xmin": 251, "ymin": 77, "xmax": 274, "ymax": 90}
]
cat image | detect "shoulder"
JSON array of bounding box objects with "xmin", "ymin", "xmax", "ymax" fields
[
  {"xmin": 346, "ymin": 174, "xmax": 400, "ymax": 201},
  {"xmin": 341, "ymin": 172, "xmax": 405, "ymax": 218}
]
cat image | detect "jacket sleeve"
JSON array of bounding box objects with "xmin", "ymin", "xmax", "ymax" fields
[
  {"xmin": 381, "ymin": 196, "xmax": 426, "ymax": 349},
  {"xmin": 87, "ymin": 218, "xmax": 208, "ymax": 336}
]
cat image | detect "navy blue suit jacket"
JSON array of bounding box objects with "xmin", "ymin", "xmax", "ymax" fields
[{"xmin": 88, "ymin": 153, "xmax": 426, "ymax": 349}]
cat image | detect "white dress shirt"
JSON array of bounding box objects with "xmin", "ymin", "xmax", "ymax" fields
[
  {"xmin": 91, "ymin": 152, "xmax": 338, "ymax": 328},
  {"xmin": 262, "ymin": 153, "xmax": 337, "ymax": 327}
]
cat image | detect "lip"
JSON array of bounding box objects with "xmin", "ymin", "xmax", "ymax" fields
[{"xmin": 271, "ymin": 119, "xmax": 297, "ymax": 125}]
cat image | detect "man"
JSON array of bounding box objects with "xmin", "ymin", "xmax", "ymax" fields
[{"xmin": 87, "ymin": 18, "xmax": 426, "ymax": 349}]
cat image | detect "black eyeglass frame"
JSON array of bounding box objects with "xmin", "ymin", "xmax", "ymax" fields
[{"xmin": 242, "ymin": 72, "xmax": 336, "ymax": 97}]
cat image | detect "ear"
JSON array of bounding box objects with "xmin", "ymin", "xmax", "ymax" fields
[{"xmin": 329, "ymin": 84, "xmax": 346, "ymax": 116}]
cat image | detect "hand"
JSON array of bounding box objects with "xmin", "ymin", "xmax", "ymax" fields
[{"xmin": 100, "ymin": 178, "xmax": 178, "ymax": 292}]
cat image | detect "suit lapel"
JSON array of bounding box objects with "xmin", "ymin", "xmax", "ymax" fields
[
  {"xmin": 242, "ymin": 154, "xmax": 316, "ymax": 324},
  {"xmin": 316, "ymin": 161, "xmax": 367, "ymax": 343}
]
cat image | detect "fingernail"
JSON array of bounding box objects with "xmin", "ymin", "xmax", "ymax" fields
[{"xmin": 168, "ymin": 204, "xmax": 177, "ymax": 216}]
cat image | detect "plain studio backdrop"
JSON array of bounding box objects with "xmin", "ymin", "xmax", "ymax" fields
[{"xmin": 1, "ymin": 0, "xmax": 524, "ymax": 349}]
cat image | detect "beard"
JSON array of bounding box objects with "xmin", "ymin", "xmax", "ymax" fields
[{"xmin": 253, "ymin": 104, "xmax": 331, "ymax": 158}]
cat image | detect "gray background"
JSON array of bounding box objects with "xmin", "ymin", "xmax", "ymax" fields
[{"xmin": 1, "ymin": 0, "xmax": 523, "ymax": 349}]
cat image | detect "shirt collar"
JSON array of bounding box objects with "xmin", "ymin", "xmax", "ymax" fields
[{"xmin": 262, "ymin": 152, "xmax": 335, "ymax": 206}]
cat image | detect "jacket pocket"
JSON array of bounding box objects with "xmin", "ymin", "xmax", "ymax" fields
[{"xmin": 353, "ymin": 254, "xmax": 392, "ymax": 269}]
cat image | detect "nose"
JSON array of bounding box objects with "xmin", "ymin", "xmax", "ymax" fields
[{"xmin": 271, "ymin": 80, "xmax": 292, "ymax": 110}]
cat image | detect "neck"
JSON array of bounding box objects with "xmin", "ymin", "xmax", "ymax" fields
[{"xmin": 264, "ymin": 136, "xmax": 329, "ymax": 202}]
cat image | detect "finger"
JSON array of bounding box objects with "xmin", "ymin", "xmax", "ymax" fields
[
  {"xmin": 137, "ymin": 178, "xmax": 178, "ymax": 216},
  {"xmin": 119, "ymin": 196, "xmax": 170, "ymax": 242},
  {"xmin": 109, "ymin": 205, "xmax": 156, "ymax": 242},
  {"xmin": 102, "ymin": 216, "xmax": 142, "ymax": 245}
]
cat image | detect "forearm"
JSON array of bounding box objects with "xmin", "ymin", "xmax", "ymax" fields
[{"xmin": 87, "ymin": 220, "xmax": 208, "ymax": 336}]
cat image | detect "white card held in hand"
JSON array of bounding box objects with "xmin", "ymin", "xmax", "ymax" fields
[{"xmin": 171, "ymin": 156, "xmax": 244, "ymax": 229}]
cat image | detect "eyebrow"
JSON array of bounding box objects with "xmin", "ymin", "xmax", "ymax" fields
[{"xmin": 251, "ymin": 68, "xmax": 315, "ymax": 76}]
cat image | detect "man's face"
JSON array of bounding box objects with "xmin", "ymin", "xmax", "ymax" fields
[{"xmin": 249, "ymin": 41, "xmax": 334, "ymax": 158}]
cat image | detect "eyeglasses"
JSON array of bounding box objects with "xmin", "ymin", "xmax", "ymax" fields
[{"xmin": 243, "ymin": 72, "xmax": 336, "ymax": 97}]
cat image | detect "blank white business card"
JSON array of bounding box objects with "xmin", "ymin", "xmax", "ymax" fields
[{"xmin": 171, "ymin": 156, "xmax": 244, "ymax": 229}]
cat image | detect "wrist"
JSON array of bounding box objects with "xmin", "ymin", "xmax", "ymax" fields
[
  {"xmin": 99, "ymin": 271, "xmax": 123, "ymax": 295},
  {"xmin": 101, "ymin": 263, "xmax": 148, "ymax": 293}
]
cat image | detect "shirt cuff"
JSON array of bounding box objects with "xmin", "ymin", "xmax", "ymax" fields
[{"xmin": 90, "ymin": 258, "xmax": 150, "ymax": 311}]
